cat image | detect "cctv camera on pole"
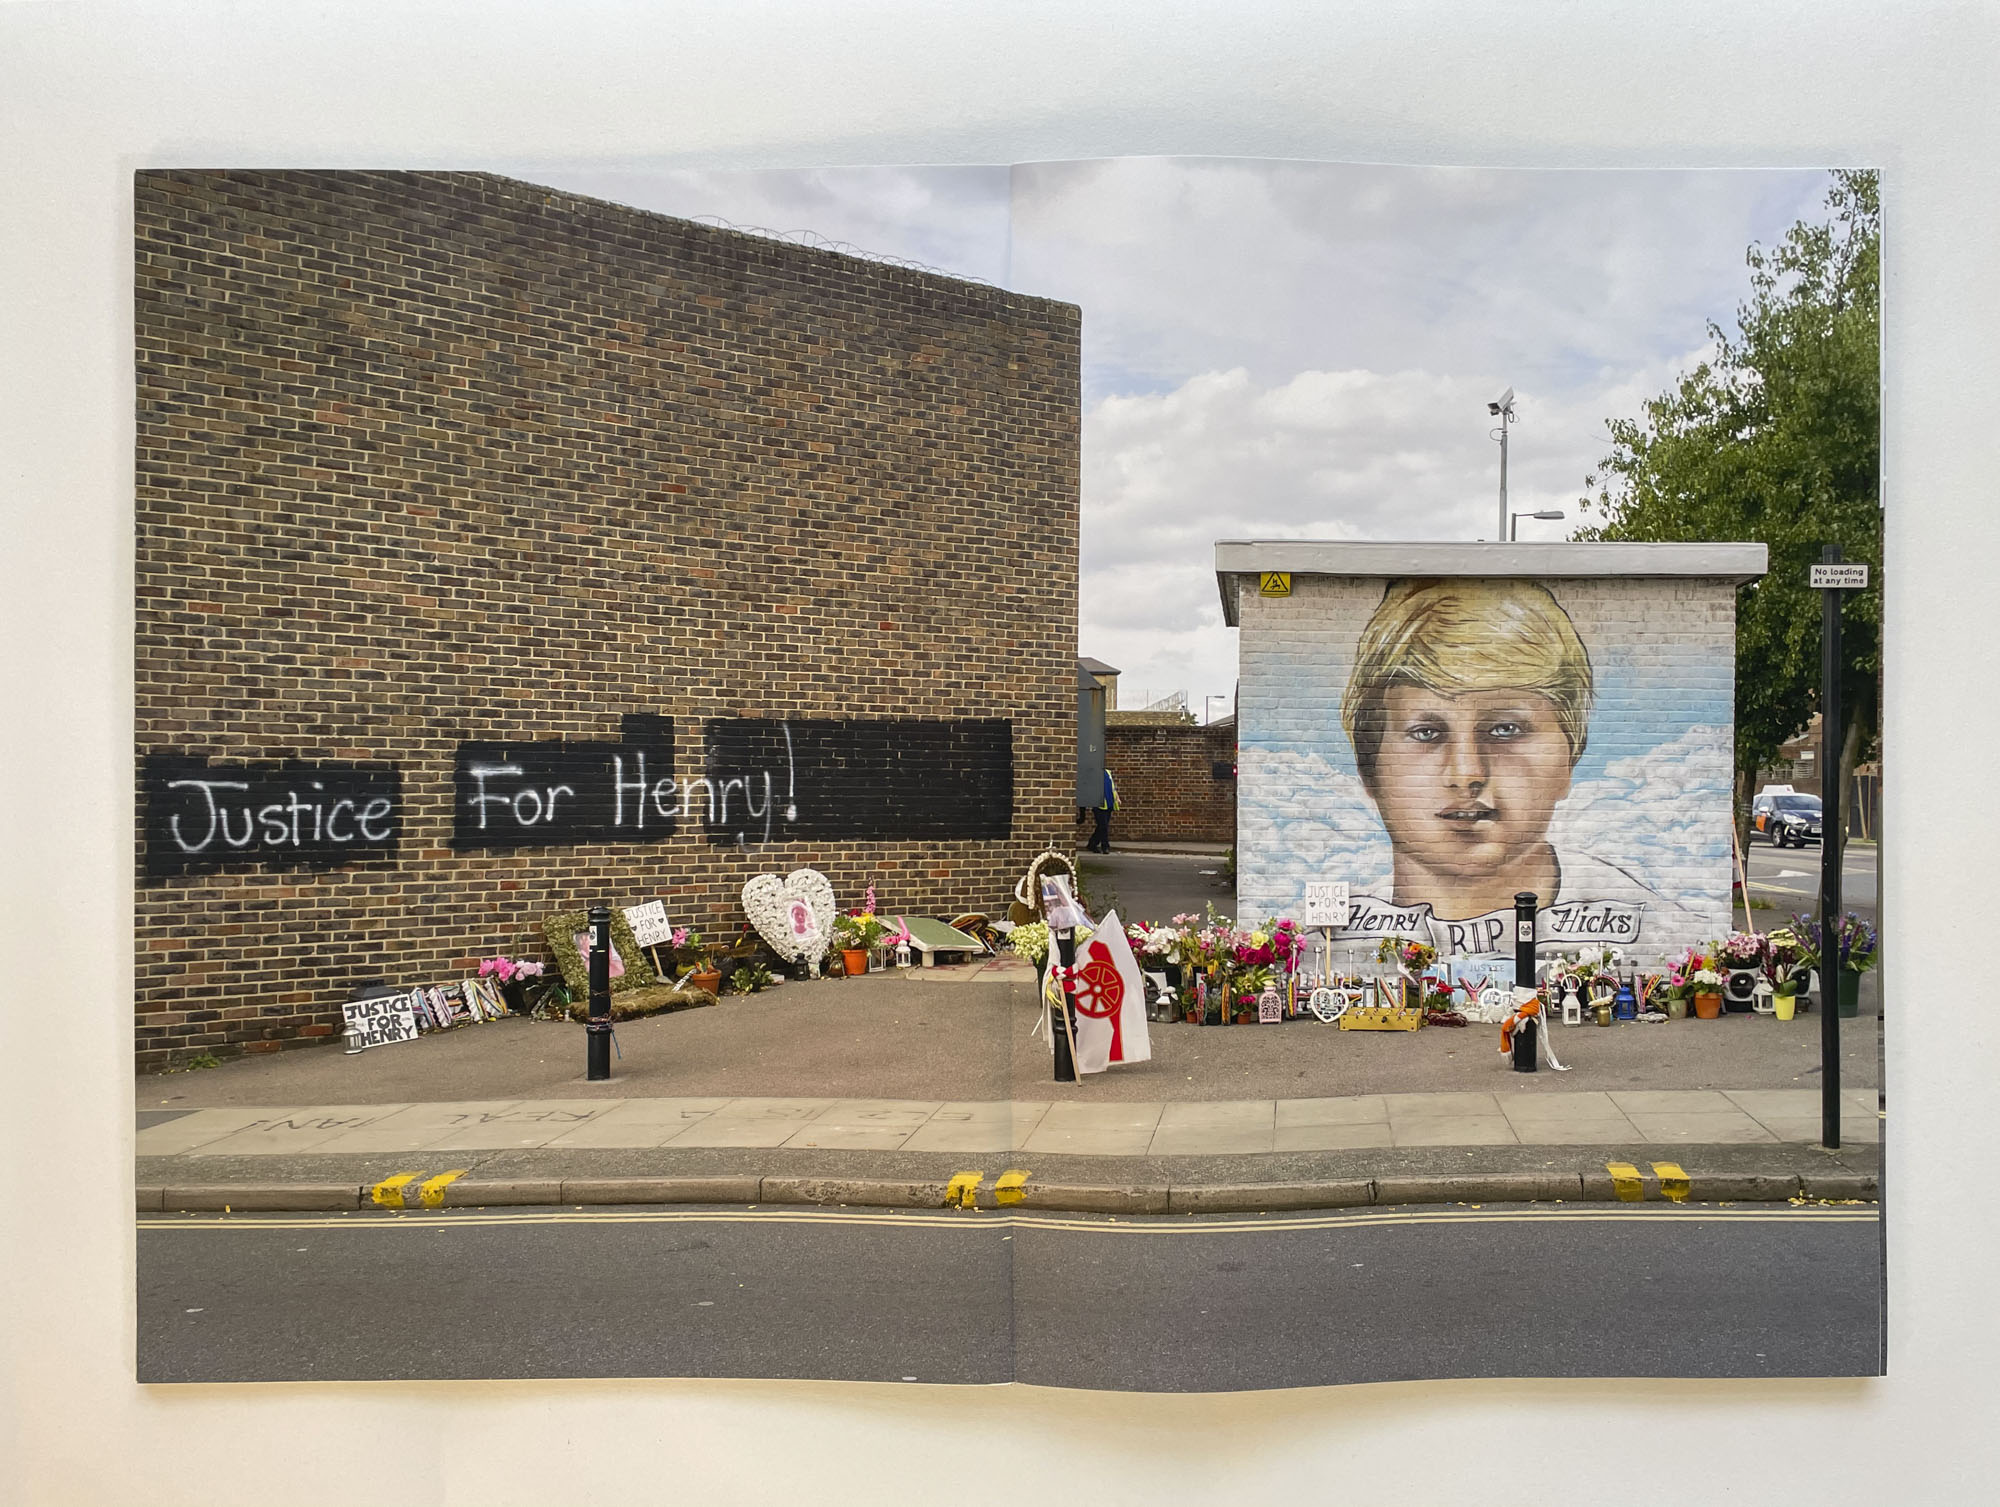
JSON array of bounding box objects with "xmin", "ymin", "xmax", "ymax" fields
[{"xmin": 1488, "ymin": 387, "xmax": 1516, "ymax": 540}]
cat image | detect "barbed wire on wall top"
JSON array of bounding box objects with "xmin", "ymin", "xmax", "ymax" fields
[{"xmin": 687, "ymin": 215, "xmax": 996, "ymax": 288}]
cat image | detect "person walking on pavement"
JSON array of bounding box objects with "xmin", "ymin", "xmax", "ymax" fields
[{"xmin": 1088, "ymin": 767, "xmax": 1119, "ymax": 853}]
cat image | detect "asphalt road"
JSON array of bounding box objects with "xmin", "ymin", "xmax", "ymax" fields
[
  {"xmin": 1744, "ymin": 839, "xmax": 1878, "ymax": 913},
  {"xmin": 138, "ymin": 1202, "xmax": 1882, "ymax": 1388}
]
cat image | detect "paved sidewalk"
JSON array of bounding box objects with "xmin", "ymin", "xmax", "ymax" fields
[{"xmin": 138, "ymin": 1086, "xmax": 1882, "ymax": 1160}]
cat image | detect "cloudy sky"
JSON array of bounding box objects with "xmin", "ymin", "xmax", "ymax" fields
[{"xmin": 525, "ymin": 159, "xmax": 1833, "ymax": 718}]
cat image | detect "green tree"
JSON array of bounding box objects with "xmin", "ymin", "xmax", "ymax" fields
[{"xmin": 1576, "ymin": 169, "xmax": 1880, "ymax": 859}]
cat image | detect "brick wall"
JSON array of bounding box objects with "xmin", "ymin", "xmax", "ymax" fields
[
  {"xmin": 1104, "ymin": 721, "xmax": 1235, "ymax": 844},
  {"xmin": 1234, "ymin": 573, "xmax": 1738, "ymax": 964},
  {"xmin": 134, "ymin": 170, "xmax": 1080, "ymax": 1070}
]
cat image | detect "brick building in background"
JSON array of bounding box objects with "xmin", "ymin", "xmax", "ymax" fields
[
  {"xmin": 135, "ymin": 171, "xmax": 1080, "ymax": 1070},
  {"xmin": 1103, "ymin": 716, "xmax": 1236, "ymax": 845}
]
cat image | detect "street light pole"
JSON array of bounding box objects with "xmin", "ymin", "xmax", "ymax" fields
[
  {"xmin": 1488, "ymin": 388, "xmax": 1516, "ymax": 540},
  {"xmin": 1510, "ymin": 508, "xmax": 1566, "ymax": 541}
]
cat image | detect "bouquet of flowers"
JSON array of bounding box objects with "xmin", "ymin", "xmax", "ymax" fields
[
  {"xmin": 1377, "ymin": 935, "xmax": 1437, "ymax": 976},
  {"xmin": 1008, "ymin": 921, "xmax": 1051, "ymax": 966},
  {"xmin": 1661, "ymin": 947, "xmax": 1714, "ymax": 1000},
  {"xmin": 1794, "ymin": 912, "xmax": 1878, "ymax": 975},
  {"xmin": 834, "ymin": 909, "xmax": 892, "ymax": 951},
  {"xmin": 1127, "ymin": 921, "xmax": 1182, "ymax": 962},
  {"xmin": 1763, "ymin": 926, "xmax": 1812, "ymax": 993},
  {"xmin": 1233, "ymin": 917, "xmax": 1305, "ymax": 973},
  {"xmin": 477, "ymin": 956, "xmax": 545, "ymax": 985},
  {"xmin": 1718, "ymin": 931, "xmax": 1769, "ymax": 970}
]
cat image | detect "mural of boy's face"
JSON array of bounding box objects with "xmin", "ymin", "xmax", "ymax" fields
[{"xmin": 1367, "ymin": 683, "xmax": 1575, "ymax": 887}]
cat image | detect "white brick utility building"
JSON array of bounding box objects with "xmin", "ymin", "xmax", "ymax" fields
[{"xmin": 1216, "ymin": 541, "xmax": 1768, "ymax": 965}]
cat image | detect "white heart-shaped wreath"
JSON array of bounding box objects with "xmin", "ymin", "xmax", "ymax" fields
[{"xmin": 742, "ymin": 868, "xmax": 837, "ymax": 964}]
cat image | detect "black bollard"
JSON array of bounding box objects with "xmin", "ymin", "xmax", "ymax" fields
[
  {"xmin": 1514, "ymin": 890, "xmax": 1539, "ymax": 994},
  {"xmin": 1051, "ymin": 927, "xmax": 1078, "ymax": 1083},
  {"xmin": 1512, "ymin": 890, "xmax": 1540, "ymax": 1073},
  {"xmin": 1511, "ymin": 1013, "xmax": 1539, "ymax": 1072},
  {"xmin": 586, "ymin": 904, "xmax": 612, "ymax": 1082}
]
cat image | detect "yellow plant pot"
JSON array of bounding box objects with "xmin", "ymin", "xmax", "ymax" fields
[{"xmin": 1774, "ymin": 990, "xmax": 1798, "ymax": 1022}]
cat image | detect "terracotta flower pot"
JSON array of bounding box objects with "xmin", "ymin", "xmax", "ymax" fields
[
  {"xmin": 842, "ymin": 947, "xmax": 869, "ymax": 977},
  {"xmin": 1693, "ymin": 991, "xmax": 1723, "ymax": 1020},
  {"xmin": 688, "ymin": 968, "xmax": 723, "ymax": 995}
]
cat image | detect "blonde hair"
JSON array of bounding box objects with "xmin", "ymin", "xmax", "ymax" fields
[{"xmin": 1343, "ymin": 579, "xmax": 1594, "ymax": 786}]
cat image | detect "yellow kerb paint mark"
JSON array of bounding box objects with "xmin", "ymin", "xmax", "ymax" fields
[
  {"xmin": 1605, "ymin": 1162, "xmax": 1645, "ymax": 1202},
  {"xmin": 1651, "ymin": 1162, "xmax": 1691, "ymax": 1203},
  {"xmin": 945, "ymin": 1171, "xmax": 984, "ymax": 1209},
  {"xmin": 994, "ymin": 1170, "xmax": 1031, "ymax": 1206},
  {"xmin": 418, "ymin": 1169, "xmax": 470, "ymax": 1208},
  {"xmin": 371, "ymin": 1172, "xmax": 421, "ymax": 1209}
]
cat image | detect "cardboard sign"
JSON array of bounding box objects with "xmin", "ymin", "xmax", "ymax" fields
[
  {"xmin": 1302, "ymin": 881, "xmax": 1351, "ymax": 928},
  {"xmin": 342, "ymin": 992, "xmax": 418, "ymax": 1049},
  {"xmin": 624, "ymin": 900, "xmax": 672, "ymax": 948}
]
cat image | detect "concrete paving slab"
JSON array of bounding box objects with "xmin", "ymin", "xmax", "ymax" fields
[
  {"xmin": 659, "ymin": 1098, "xmax": 837, "ymax": 1148},
  {"xmin": 1507, "ymin": 1120, "xmax": 1645, "ymax": 1146},
  {"xmin": 1275, "ymin": 1096, "xmax": 1389, "ymax": 1128},
  {"xmin": 1624, "ymin": 1111, "xmax": 1779, "ymax": 1144},
  {"xmin": 1148, "ymin": 1101, "xmax": 1275, "ymax": 1156},
  {"xmin": 1747, "ymin": 1116, "xmax": 1880, "ymax": 1145},
  {"xmin": 1272, "ymin": 1121, "xmax": 1396, "ymax": 1152},
  {"xmin": 1383, "ymin": 1091, "xmax": 1503, "ymax": 1118},
  {"xmin": 1388, "ymin": 1116, "xmax": 1519, "ymax": 1147},
  {"xmin": 133, "ymin": 1106, "xmax": 285, "ymax": 1156},
  {"xmin": 1608, "ymin": 1089, "xmax": 1739, "ymax": 1114},
  {"xmin": 1722, "ymin": 1088, "xmax": 1878, "ymax": 1117},
  {"xmin": 780, "ymin": 1099, "xmax": 942, "ymax": 1150},
  {"xmin": 541, "ymin": 1099, "xmax": 733, "ymax": 1149},
  {"xmin": 305, "ymin": 1101, "xmax": 529, "ymax": 1154},
  {"xmin": 185, "ymin": 1105, "xmax": 423, "ymax": 1157},
  {"xmin": 423, "ymin": 1101, "xmax": 623, "ymax": 1150},
  {"xmin": 898, "ymin": 1101, "xmax": 1044, "ymax": 1154},
  {"xmin": 1020, "ymin": 1101, "xmax": 1165, "ymax": 1156},
  {"xmin": 1496, "ymin": 1091, "xmax": 1625, "ymax": 1120}
]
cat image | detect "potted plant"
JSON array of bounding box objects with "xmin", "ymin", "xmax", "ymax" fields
[
  {"xmin": 1764, "ymin": 927, "xmax": 1811, "ymax": 1022},
  {"xmin": 1717, "ymin": 931, "xmax": 1768, "ymax": 1013},
  {"xmin": 1690, "ymin": 961, "xmax": 1725, "ymax": 1019},
  {"xmin": 834, "ymin": 908, "xmax": 891, "ymax": 975}
]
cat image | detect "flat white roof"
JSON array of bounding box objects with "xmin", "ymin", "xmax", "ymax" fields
[{"xmin": 1214, "ymin": 540, "xmax": 1768, "ymax": 625}]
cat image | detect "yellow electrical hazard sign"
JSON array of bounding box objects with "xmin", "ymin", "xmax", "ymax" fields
[{"xmin": 1258, "ymin": 572, "xmax": 1292, "ymax": 597}]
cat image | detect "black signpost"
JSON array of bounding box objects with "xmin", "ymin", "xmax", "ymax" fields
[
  {"xmin": 586, "ymin": 904, "xmax": 613, "ymax": 1082},
  {"xmin": 1811, "ymin": 544, "xmax": 1868, "ymax": 1149}
]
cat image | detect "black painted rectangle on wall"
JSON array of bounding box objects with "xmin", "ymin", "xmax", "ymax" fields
[
  {"xmin": 143, "ymin": 755, "xmax": 402, "ymax": 876},
  {"xmin": 451, "ymin": 724, "xmax": 677, "ymax": 849},
  {"xmin": 702, "ymin": 719, "xmax": 1013, "ymax": 844}
]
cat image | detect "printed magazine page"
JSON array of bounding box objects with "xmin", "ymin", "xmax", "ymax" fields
[{"xmin": 134, "ymin": 159, "xmax": 1883, "ymax": 1390}]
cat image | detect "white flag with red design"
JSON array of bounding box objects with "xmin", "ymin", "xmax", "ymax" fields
[{"xmin": 1069, "ymin": 908, "xmax": 1151, "ymax": 1074}]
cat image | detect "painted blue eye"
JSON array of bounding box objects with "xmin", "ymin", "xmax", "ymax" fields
[
  {"xmin": 1486, "ymin": 721, "xmax": 1525, "ymax": 740},
  {"xmin": 1405, "ymin": 724, "xmax": 1444, "ymax": 743}
]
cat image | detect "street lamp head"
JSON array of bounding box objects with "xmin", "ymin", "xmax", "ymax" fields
[{"xmin": 1532, "ymin": 509, "xmax": 1565, "ymax": 521}]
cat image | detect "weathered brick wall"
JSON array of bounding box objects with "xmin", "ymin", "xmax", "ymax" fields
[
  {"xmin": 1235, "ymin": 574, "xmax": 1738, "ymax": 964},
  {"xmin": 134, "ymin": 170, "xmax": 1079, "ymax": 1069},
  {"xmin": 1104, "ymin": 721, "xmax": 1235, "ymax": 843}
]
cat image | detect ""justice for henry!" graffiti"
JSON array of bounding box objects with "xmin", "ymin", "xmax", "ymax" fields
[
  {"xmin": 450, "ymin": 715, "xmax": 1014, "ymax": 850},
  {"xmin": 142, "ymin": 755, "xmax": 401, "ymax": 875}
]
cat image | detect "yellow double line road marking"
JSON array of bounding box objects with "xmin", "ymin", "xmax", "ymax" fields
[
  {"xmin": 143, "ymin": 1202, "xmax": 1876, "ymax": 1237},
  {"xmin": 369, "ymin": 1169, "xmax": 468, "ymax": 1209},
  {"xmin": 1606, "ymin": 1161, "xmax": 1692, "ymax": 1203}
]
